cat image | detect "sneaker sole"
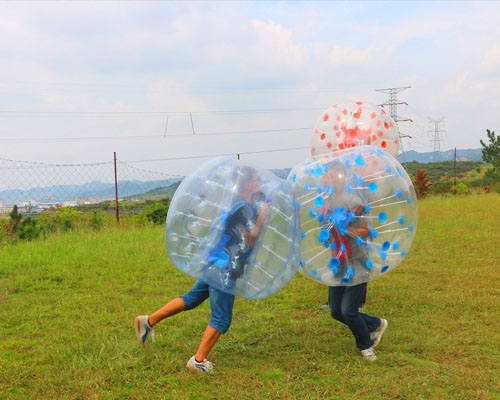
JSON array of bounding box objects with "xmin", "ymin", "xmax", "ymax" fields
[
  {"xmin": 186, "ymin": 365, "xmax": 212, "ymax": 374},
  {"xmin": 373, "ymin": 319, "xmax": 388, "ymax": 347},
  {"xmin": 134, "ymin": 317, "xmax": 146, "ymax": 346}
]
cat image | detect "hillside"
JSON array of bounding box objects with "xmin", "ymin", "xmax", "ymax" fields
[
  {"xmin": 399, "ymin": 148, "xmax": 482, "ymax": 163},
  {"xmin": 123, "ymin": 181, "xmax": 181, "ymax": 200},
  {"xmin": 402, "ymin": 160, "xmax": 485, "ymax": 184}
]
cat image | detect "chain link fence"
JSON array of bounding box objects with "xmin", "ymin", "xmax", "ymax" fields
[{"xmin": 0, "ymin": 154, "xmax": 183, "ymax": 218}]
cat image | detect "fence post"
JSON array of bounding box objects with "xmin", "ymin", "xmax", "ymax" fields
[{"xmin": 114, "ymin": 152, "xmax": 120, "ymax": 224}]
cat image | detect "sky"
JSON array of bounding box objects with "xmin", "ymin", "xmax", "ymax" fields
[{"xmin": 1, "ymin": 0, "xmax": 499, "ymax": 177}]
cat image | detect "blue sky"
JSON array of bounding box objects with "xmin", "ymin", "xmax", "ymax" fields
[{"xmin": 1, "ymin": 1, "xmax": 499, "ymax": 175}]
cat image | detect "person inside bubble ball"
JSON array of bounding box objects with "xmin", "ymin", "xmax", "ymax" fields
[
  {"xmin": 203, "ymin": 169, "xmax": 269, "ymax": 288},
  {"xmin": 321, "ymin": 165, "xmax": 388, "ymax": 361},
  {"xmin": 134, "ymin": 166, "xmax": 270, "ymax": 374}
]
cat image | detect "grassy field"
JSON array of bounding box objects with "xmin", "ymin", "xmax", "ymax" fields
[{"xmin": 1, "ymin": 194, "xmax": 499, "ymax": 399}]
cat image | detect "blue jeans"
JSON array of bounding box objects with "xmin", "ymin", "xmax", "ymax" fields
[
  {"xmin": 181, "ymin": 280, "xmax": 235, "ymax": 334},
  {"xmin": 328, "ymin": 283, "xmax": 381, "ymax": 350}
]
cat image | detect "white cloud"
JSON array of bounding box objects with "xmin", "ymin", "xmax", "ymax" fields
[
  {"xmin": 1, "ymin": 0, "xmax": 500, "ymax": 169},
  {"xmin": 248, "ymin": 19, "xmax": 306, "ymax": 70},
  {"xmin": 328, "ymin": 45, "xmax": 375, "ymax": 68},
  {"xmin": 483, "ymin": 44, "xmax": 500, "ymax": 70}
]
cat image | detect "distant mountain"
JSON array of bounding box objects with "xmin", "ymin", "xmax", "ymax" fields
[
  {"xmin": 269, "ymin": 149, "xmax": 484, "ymax": 179},
  {"xmin": 0, "ymin": 178, "xmax": 181, "ymax": 204},
  {"xmin": 398, "ymin": 148, "xmax": 483, "ymax": 163}
]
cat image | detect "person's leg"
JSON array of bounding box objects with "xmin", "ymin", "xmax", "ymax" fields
[
  {"xmin": 149, "ymin": 280, "xmax": 210, "ymax": 326},
  {"xmin": 339, "ymin": 283, "xmax": 376, "ymax": 351},
  {"xmin": 194, "ymin": 326, "xmax": 222, "ymax": 361},
  {"xmin": 356, "ymin": 284, "xmax": 382, "ymax": 335},
  {"xmin": 196, "ymin": 286, "xmax": 235, "ymax": 359},
  {"xmin": 360, "ymin": 311, "xmax": 380, "ymax": 335},
  {"xmin": 135, "ymin": 280, "xmax": 210, "ymax": 346},
  {"xmin": 135, "ymin": 296, "xmax": 186, "ymax": 346},
  {"xmin": 329, "ymin": 285, "xmax": 345, "ymax": 322},
  {"xmin": 148, "ymin": 297, "xmax": 185, "ymax": 326},
  {"xmin": 207, "ymin": 286, "xmax": 235, "ymax": 334},
  {"xmin": 186, "ymin": 286, "xmax": 235, "ymax": 373},
  {"xmin": 359, "ymin": 285, "xmax": 367, "ymax": 310}
]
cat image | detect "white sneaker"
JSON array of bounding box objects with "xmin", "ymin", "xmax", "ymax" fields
[
  {"xmin": 134, "ymin": 315, "xmax": 155, "ymax": 346},
  {"xmin": 371, "ymin": 319, "xmax": 388, "ymax": 347},
  {"xmin": 186, "ymin": 356, "xmax": 214, "ymax": 374},
  {"xmin": 361, "ymin": 347, "xmax": 377, "ymax": 361}
]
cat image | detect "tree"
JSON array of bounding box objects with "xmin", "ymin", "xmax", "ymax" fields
[
  {"xmin": 480, "ymin": 129, "xmax": 500, "ymax": 181},
  {"xmin": 8, "ymin": 205, "xmax": 43, "ymax": 241},
  {"xmin": 9, "ymin": 205, "xmax": 22, "ymax": 232},
  {"xmin": 413, "ymin": 168, "xmax": 432, "ymax": 199}
]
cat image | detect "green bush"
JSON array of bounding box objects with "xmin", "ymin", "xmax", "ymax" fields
[
  {"xmin": 453, "ymin": 182, "xmax": 468, "ymax": 194},
  {"xmin": 37, "ymin": 207, "xmax": 82, "ymax": 233},
  {"xmin": 431, "ymin": 181, "xmax": 453, "ymax": 195},
  {"xmin": 16, "ymin": 217, "xmax": 44, "ymax": 240},
  {"xmin": 143, "ymin": 201, "xmax": 169, "ymax": 225}
]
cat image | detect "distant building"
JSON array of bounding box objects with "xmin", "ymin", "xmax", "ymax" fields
[
  {"xmin": 76, "ymin": 197, "xmax": 100, "ymax": 206},
  {"xmin": 0, "ymin": 205, "xmax": 12, "ymax": 215}
]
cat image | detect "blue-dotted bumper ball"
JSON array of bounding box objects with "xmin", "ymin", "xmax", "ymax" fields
[{"xmin": 288, "ymin": 146, "xmax": 418, "ymax": 286}]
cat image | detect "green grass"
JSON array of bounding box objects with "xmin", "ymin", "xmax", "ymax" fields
[{"xmin": 1, "ymin": 194, "xmax": 500, "ymax": 399}]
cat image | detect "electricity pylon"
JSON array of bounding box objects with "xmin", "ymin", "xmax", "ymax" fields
[
  {"xmin": 429, "ymin": 116, "xmax": 446, "ymax": 156},
  {"xmin": 376, "ymin": 86, "xmax": 413, "ymax": 157}
]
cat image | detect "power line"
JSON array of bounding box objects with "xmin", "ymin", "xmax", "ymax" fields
[
  {"xmin": 123, "ymin": 145, "xmax": 309, "ymax": 164},
  {"xmin": 0, "ymin": 127, "xmax": 311, "ymax": 144},
  {"xmin": 0, "ymin": 107, "xmax": 323, "ymax": 117},
  {"xmin": 1, "ymin": 144, "xmax": 309, "ymax": 169}
]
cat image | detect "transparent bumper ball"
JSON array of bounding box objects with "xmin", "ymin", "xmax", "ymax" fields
[
  {"xmin": 166, "ymin": 156, "xmax": 301, "ymax": 299},
  {"xmin": 288, "ymin": 146, "xmax": 417, "ymax": 286}
]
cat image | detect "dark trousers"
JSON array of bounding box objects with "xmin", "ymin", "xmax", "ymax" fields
[{"xmin": 328, "ymin": 283, "xmax": 380, "ymax": 350}]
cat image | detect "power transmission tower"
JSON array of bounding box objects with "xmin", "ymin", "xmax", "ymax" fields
[
  {"xmin": 428, "ymin": 116, "xmax": 446, "ymax": 156},
  {"xmin": 376, "ymin": 86, "xmax": 412, "ymax": 137},
  {"xmin": 376, "ymin": 86, "xmax": 413, "ymax": 158}
]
